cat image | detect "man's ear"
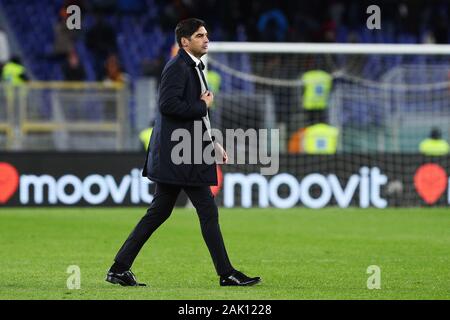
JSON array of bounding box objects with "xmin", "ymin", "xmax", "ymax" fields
[{"xmin": 181, "ymin": 37, "xmax": 190, "ymax": 48}]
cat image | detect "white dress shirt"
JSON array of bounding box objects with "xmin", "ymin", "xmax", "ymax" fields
[{"xmin": 185, "ymin": 50, "xmax": 213, "ymax": 142}]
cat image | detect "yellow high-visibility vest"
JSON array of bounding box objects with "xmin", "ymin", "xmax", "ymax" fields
[
  {"xmin": 139, "ymin": 127, "xmax": 153, "ymax": 151},
  {"xmin": 301, "ymin": 70, "xmax": 333, "ymax": 110},
  {"xmin": 419, "ymin": 138, "xmax": 450, "ymax": 156},
  {"xmin": 207, "ymin": 70, "xmax": 221, "ymax": 93},
  {"xmin": 303, "ymin": 123, "xmax": 338, "ymax": 154},
  {"xmin": 207, "ymin": 70, "xmax": 221, "ymax": 109},
  {"xmin": 2, "ymin": 62, "xmax": 26, "ymax": 86}
]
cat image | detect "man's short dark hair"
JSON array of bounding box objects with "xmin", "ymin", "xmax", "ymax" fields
[{"xmin": 175, "ymin": 18, "xmax": 206, "ymax": 47}]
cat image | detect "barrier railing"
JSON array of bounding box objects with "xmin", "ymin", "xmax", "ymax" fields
[
  {"xmin": 0, "ymin": 84, "xmax": 15, "ymax": 149},
  {"xmin": 0, "ymin": 81, "xmax": 129, "ymax": 151}
]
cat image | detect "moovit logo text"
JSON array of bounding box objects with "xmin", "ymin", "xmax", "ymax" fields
[
  {"xmin": 224, "ymin": 167, "xmax": 389, "ymax": 209},
  {"xmin": 20, "ymin": 169, "xmax": 153, "ymax": 205}
]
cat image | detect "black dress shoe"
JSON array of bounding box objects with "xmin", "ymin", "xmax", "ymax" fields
[
  {"xmin": 105, "ymin": 270, "xmax": 147, "ymax": 287},
  {"xmin": 220, "ymin": 270, "xmax": 261, "ymax": 286}
]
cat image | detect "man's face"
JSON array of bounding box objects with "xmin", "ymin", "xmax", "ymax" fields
[{"xmin": 183, "ymin": 26, "xmax": 209, "ymax": 58}]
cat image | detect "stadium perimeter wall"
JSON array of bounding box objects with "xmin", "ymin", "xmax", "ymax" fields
[{"xmin": 0, "ymin": 153, "xmax": 449, "ymax": 208}]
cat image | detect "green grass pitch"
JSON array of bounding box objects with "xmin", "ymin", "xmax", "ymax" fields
[{"xmin": 0, "ymin": 207, "xmax": 449, "ymax": 300}]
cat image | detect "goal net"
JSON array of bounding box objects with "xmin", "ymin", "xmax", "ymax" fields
[{"xmin": 206, "ymin": 42, "xmax": 450, "ymax": 208}]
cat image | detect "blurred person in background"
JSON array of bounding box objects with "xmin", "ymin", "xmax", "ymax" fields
[
  {"xmin": 139, "ymin": 119, "xmax": 155, "ymax": 152},
  {"xmin": 157, "ymin": 0, "xmax": 194, "ymax": 32},
  {"xmin": 1, "ymin": 56, "xmax": 28, "ymax": 85},
  {"xmin": 0, "ymin": 27, "xmax": 10, "ymax": 68},
  {"xmin": 141, "ymin": 54, "xmax": 165, "ymax": 85},
  {"xmin": 256, "ymin": 3, "xmax": 289, "ymax": 42},
  {"xmin": 301, "ymin": 69, "xmax": 333, "ymax": 126},
  {"xmin": 1, "ymin": 55, "xmax": 29, "ymax": 115},
  {"xmin": 431, "ymin": 14, "xmax": 449, "ymax": 44},
  {"xmin": 62, "ymin": 49, "xmax": 86, "ymax": 81},
  {"xmin": 52, "ymin": 7, "xmax": 79, "ymax": 61},
  {"xmin": 302, "ymin": 122, "xmax": 339, "ymax": 155},
  {"xmin": 103, "ymin": 53, "xmax": 128, "ymax": 84},
  {"xmin": 206, "ymin": 68, "xmax": 221, "ymax": 111},
  {"xmin": 102, "ymin": 54, "xmax": 127, "ymax": 121},
  {"xmin": 395, "ymin": 1, "xmax": 421, "ymax": 41},
  {"xmin": 85, "ymin": 16, "xmax": 118, "ymax": 80},
  {"xmin": 419, "ymin": 127, "xmax": 450, "ymax": 156}
]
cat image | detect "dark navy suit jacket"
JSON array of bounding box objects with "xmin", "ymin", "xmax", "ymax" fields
[{"xmin": 143, "ymin": 49, "xmax": 217, "ymax": 186}]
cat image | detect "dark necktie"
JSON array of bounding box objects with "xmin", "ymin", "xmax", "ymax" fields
[
  {"xmin": 196, "ymin": 62, "xmax": 212, "ymax": 136},
  {"xmin": 197, "ymin": 62, "xmax": 209, "ymax": 91}
]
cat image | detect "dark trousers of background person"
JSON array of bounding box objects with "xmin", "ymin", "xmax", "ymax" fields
[
  {"xmin": 92, "ymin": 51, "xmax": 108, "ymax": 81},
  {"xmin": 305, "ymin": 109, "xmax": 328, "ymax": 126},
  {"xmin": 114, "ymin": 182, "xmax": 235, "ymax": 276}
]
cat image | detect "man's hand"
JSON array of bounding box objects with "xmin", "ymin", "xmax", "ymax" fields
[
  {"xmin": 214, "ymin": 142, "xmax": 228, "ymax": 164},
  {"xmin": 200, "ymin": 91, "xmax": 214, "ymax": 108}
]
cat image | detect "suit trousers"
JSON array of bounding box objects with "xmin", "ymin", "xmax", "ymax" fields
[{"xmin": 114, "ymin": 182, "xmax": 235, "ymax": 276}]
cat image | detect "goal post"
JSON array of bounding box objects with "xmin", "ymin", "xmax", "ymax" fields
[
  {"xmin": 205, "ymin": 42, "xmax": 450, "ymax": 208},
  {"xmin": 208, "ymin": 42, "xmax": 450, "ymax": 55}
]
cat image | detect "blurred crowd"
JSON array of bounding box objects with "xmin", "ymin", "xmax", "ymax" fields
[
  {"xmin": 1, "ymin": 0, "xmax": 449, "ymax": 84},
  {"xmin": 52, "ymin": 0, "xmax": 128, "ymax": 82},
  {"xmin": 157, "ymin": 0, "xmax": 449, "ymax": 43}
]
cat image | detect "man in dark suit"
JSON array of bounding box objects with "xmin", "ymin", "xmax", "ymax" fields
[{"xmin": 106, "ymin": 18, "xmax": 261, "ymax": 287}]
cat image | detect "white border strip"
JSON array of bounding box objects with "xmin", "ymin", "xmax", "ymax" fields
[{"xmin": 208, "ymin": 42, "xmax": 450, "ymax": 55}]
